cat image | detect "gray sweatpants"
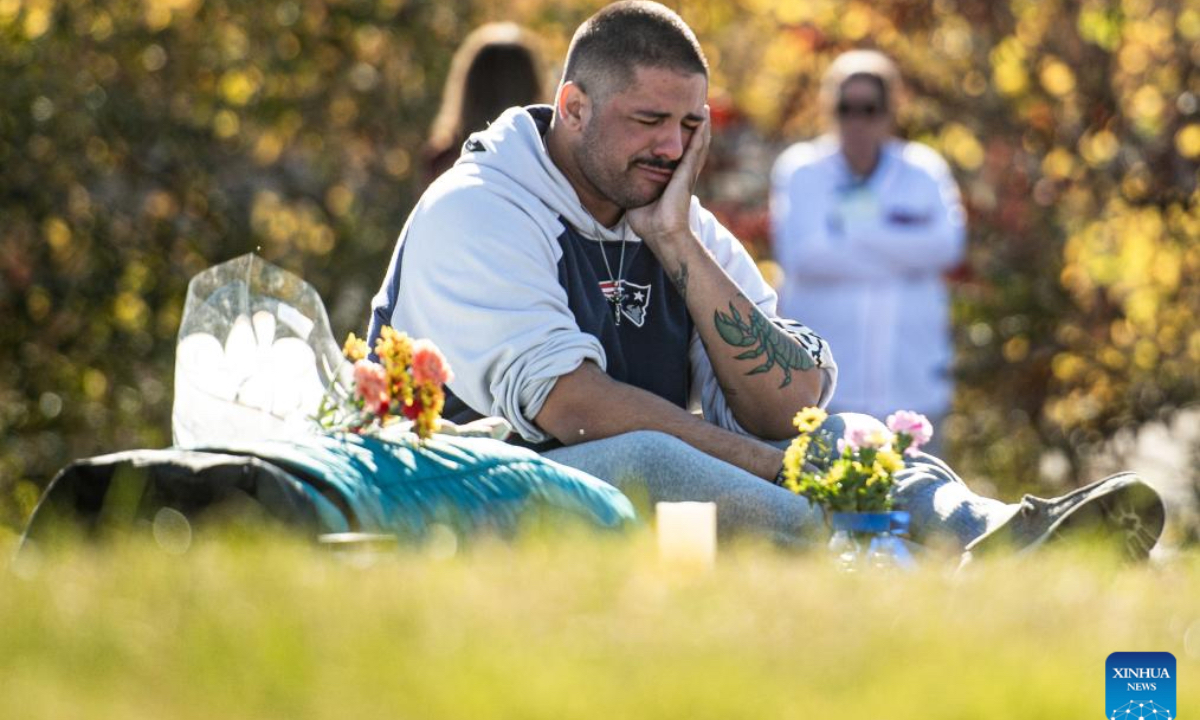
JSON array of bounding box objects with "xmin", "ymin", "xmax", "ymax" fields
[{"xmin": 543, "ymin": 413, "xmax": 1015, "ymax": 552}]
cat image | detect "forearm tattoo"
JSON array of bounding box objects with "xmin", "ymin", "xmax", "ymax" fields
[
  {"xmin": 670, "ymin": 261, "xmax": 689, "ymax": 301},
  {"xmin": 713, "ymin": 297, "xmax": 830, "ymax": 388}
]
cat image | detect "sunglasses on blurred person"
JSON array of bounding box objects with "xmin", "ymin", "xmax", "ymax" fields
[{"xmin": 836, "ymin": 100, "xmax": 885, "ymax": 120}]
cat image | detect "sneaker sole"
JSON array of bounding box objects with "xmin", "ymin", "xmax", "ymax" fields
[
  {"xmin": 964, "ymin": 473, "xmax": 1166, "ymax": 562},
  {"xmin": 1037, "ymin": 474, "xmax": 1165, "ymax": 561}
]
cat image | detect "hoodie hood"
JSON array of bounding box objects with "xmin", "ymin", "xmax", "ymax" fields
[{"xmin": 454, "ymin": 105, "xmax": 634, "ymax": 243}]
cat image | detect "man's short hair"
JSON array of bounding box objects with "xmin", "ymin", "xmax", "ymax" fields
[{"xmin": 561, "ymin": 1, "xmax": 708, "ymax": 101}]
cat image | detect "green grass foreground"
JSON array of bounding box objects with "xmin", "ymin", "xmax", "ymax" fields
[{"xmin": 2, "ymin": 530, "xmax": 1197, "ymax": 719}]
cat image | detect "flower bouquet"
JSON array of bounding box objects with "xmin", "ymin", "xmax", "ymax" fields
[
  {"xmin": 314, "ymin": 326, "xmax": 454, "ymax": 441},
  {"xmin": 780, "ymin": 408, "xmax": 933, "ymax": 569}
]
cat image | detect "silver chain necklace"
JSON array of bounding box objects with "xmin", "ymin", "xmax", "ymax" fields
[{"xmin": 596, "ymin": 221, "xmax": 629, "ymax": 325}]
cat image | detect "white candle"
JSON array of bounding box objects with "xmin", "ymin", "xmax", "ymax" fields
[{"xmin": 656, "ymin": 501, "xmax": 717, "ymax": 569}]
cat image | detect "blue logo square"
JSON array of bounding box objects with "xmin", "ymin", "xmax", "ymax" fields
[{"xmin": 1107, "ymin": 652, "xmax": 1177, "ymax": 720}]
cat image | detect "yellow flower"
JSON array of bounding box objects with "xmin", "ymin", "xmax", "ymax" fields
[
  {"xmin": 414, "ymin": 382, "xmax": 445, "ymax": 440},
  {"xmin": 876, "ymin": 448, "xmax": 905, "ymax": 474},
  {"xmin": 342, "ymin": 332, "xmax": 368, "ymax": 361},
  {"xmin": 826, "ymin": 461, "xmax": 847, "ymax": 484},
  {"xmin": 782, "ymin": 436, "xmax": 809, "ymax": 486},
  {"xmin": 375, "ymin": 326, "xmax": 415, "ymax": 405},
  {"xmin": 375, "ymin": 326, "xmax": 412, "ymax": 366},
  {"xmin": 792, "ymin": 406, "xmax": 828, "ymax": 434}
]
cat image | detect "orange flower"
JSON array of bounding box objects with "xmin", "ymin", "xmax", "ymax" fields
[
  {"xmin": 412, "ymin": 338, "xmax": 453, "ymax": 386},
  {"xmin": 352, "ymin": 359, "xmax": 390, "ymax": 416}
]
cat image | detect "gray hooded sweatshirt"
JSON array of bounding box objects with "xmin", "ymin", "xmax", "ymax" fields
[{"xmin": 368, "ymin": 106, "xmax": 837, "ymax": 448}]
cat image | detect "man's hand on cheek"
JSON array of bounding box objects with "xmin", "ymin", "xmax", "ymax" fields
[{"xmin": 627, "ymin": 105, "xmax": 711, "ymax": 252}]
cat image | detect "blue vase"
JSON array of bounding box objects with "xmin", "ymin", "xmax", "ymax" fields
[{"xmin": 828, "ymin": 511, "xmax": 916, "ymax": 571}]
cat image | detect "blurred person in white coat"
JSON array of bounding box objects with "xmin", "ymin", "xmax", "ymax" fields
[{"xmin": 770, "ymin": 50, "xmax": 965, "ymax": 454}]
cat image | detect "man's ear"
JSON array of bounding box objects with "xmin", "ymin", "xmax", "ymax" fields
[{"xmin": 555, "ymin": 81, "xmax": 591, "ymax": 132}]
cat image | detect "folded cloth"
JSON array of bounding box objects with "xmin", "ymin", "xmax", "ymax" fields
[{"xmin": 379, "ymin": 416, "xmax": 513, "ymax": 441}]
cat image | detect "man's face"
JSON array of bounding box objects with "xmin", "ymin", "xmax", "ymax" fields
[
  {"xmin": 573, "ymin": 65, "xmax": 708, "ymax": 212},
  {"xmin": 836, "ymin": 76, "xmax": 892, "ymax": 157}
]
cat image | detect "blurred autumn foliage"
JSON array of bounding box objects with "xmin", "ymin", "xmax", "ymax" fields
[{"xmin": 1, "ymin": 0, "xmax": 1198, "ymax": 538}]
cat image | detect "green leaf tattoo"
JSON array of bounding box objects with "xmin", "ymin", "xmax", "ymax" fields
[{"xmin": 713, "ymin": 301, "xmax": 816, "ymax": 388}]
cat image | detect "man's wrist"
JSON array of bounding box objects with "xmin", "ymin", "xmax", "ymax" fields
[
  {"xmin": 643, "ymin": 227, "xmax": 700, "ymax": 255},
  {"xmin": 647, "ymin": 230, "xmax": 705, "ymax": 278},
  {"xmin": 756, "ymin": 447, "xmax": 788, "ymax": 485}
]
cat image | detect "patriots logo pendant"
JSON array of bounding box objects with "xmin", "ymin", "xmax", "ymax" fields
[{"xmin": 598, "ymin": 280, "xmax": 651, "ymax": 328}]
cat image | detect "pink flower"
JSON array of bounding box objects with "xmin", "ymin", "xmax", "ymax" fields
[
  {"xmin": 411, "ymin": 339, "xmax": 453, "ymax": 386},
  {"xmin": 886, "ymin": 410, "xmax": 933, "ymax": 455},
  {"xmin": 839, "ymin": 424, "xmax": 894, "ymax": 454},
  {"xmin": 353, "ymin": 359, "xmax": 390, "ymax": 415}
]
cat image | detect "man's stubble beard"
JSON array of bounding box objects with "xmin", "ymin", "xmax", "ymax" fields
[{"xmin": 573, "ymin": 121, "xmax": 664, "ymax": 213}]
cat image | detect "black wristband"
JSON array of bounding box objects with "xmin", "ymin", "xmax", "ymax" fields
[{"xmin": 772, "ymin": 464, "xmax": 788, "ymax": 486}]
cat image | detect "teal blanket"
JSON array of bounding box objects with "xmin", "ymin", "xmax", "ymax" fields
[{"xmin": 212, "ymin": 433, "xmax": 638, "ymax": 538}]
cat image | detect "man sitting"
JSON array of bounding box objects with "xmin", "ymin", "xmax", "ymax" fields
[{"xmin": 368, "ymin": 1, "xmax": 1164, "ymax": 559}]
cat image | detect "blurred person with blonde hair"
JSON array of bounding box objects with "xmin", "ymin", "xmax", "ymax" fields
[
  {"xmin": 422, "ymin": 22, "xmax": 548, "ymax": 186},
  {"xmin": 771, "ymin": 49, "xmax": 965, "ymax": 454}
]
